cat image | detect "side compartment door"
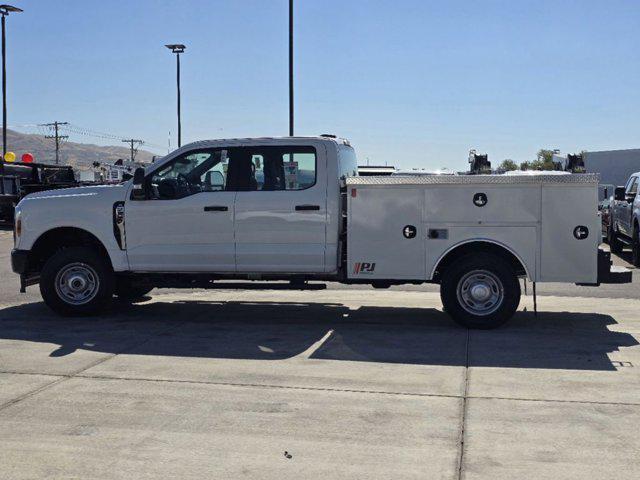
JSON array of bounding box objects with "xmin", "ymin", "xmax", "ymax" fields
[
  {"xmin": 347, "ymin": 186, "xmax": 425, "ymax": 280},
  {"xmin": 233, "ymin": 145, "xmax": 327, "ymax": 273},
  {"xmin": 125, "ymin": 148, "xmax": 236, "ymax": 272}
]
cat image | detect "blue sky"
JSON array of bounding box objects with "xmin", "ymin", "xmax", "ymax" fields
[{"xmin": 6, "ymin": 0, "xmax": 640, "ymax": 169}]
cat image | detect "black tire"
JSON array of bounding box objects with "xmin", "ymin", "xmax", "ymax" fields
[
  {"xmin": 115, "ymin": 278, "xmax": 153, "ymax": 300},
  {"xmin": 609, "ymin": 225, "xmax": 623, "ymax": 254},
  {"xmin": 440, "ymin": 253, "xmax": 521, "ymax": 329},
  {"xmin": 40, "ymin": 246, "xmax": 114, "ymax": 316},
  {"xmin": 632, "ymin": 226, "xmax": 640, "ymax": 267}
]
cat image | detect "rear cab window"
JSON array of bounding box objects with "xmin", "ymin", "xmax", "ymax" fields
[{"xmin": 337, "ymin": 145, "xmax": 358, "ymax": 179}]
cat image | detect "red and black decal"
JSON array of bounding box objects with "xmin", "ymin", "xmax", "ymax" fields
[{"xmin": 353, "ymin": 262, "xmax": 376, "ymax": 274}]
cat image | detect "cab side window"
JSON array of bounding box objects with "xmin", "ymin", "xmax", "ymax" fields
[
  {"xmin": 248, "ymin": 147, "xmax": 316, "ymax": 191},
  {"xmin": 146, "ymin": 145, "xmax": 317, "ymax": 199},
  {"xmin": 148, "ymin": 149, "xmax": 228, "ymax": 200},
  {"xmin": 627, "ymin": 177, "xmax": 638, "ymax": 197}
]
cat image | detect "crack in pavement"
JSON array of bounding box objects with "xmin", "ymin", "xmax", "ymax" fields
[
  {"xmin": 2, "ymin": 368, "xmax": 640, "ymax": 407},
  {"xmin": 456, "ymin": 329, "xmax": 471, "ymax": 480}
]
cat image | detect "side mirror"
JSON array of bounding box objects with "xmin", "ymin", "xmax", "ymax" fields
[
  {"xmin": 131, "ymin": 167, "xmax": 147, "ymax": 200},
  {"xmin": 209, "ymin": 171, "xmax": 225, "ymax": 190},
  {"xmin": 614, "ymin": 186, "xmax": 626, "ymax": 202}
]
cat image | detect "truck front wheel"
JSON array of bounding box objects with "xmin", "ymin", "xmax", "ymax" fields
[
  {"xmin": 40, "ymin": 246, "xmax": 114, "ymax": 316},
  {"xmin": 440, "ymin": 254, "xmax": 521, "ymax": 329}
]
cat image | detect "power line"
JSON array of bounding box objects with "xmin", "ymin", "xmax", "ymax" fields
[
  {"xmin": 12, "ymin": 122, "xmax": 166, "ymax": 154},
  {"xmin": 63, "ymin": 124, "xmax": 121, "ymax": 141},
  {"xmin": 39, "ymin": 121, "xmax": 68, "ymax": 164},
  {"xmin": 63, "ymin": 124, "xmax": 165, "ymax": 150}
]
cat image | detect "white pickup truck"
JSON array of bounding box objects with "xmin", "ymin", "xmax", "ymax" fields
[{"xmin": 11, "ymin": 136, "xmax": 630, "ymax": 328}]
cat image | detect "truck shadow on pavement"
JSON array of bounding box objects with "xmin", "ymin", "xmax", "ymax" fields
[{"xmin": 0, "ymin": 299, "xmax": 636, "ymax": 371}]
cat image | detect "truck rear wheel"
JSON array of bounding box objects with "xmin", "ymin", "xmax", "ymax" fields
[
  {"xmin": 40, "ymin": 246, "xmax": 114, "ymax": 316},
  {"xmin": 440, "ymin": 254, "xmax": 520, "ymax": 329}
]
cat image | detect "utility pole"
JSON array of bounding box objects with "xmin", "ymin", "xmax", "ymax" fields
[
  {"xmin": 288, "ymin": 0, "xmax": 294, "ymax": 136},
  {"xmin": 122, "ymin": 139, "xmax": 143, "ymax": 162},
  {"xmin": 40, "ymin": 121, "xmax": 69, "ymax": 164}
]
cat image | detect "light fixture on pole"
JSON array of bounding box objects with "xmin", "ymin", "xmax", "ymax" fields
[
  {"xmin": 165, "ymin": 43, "xmax": 185, "ymax": 148},
  {"xmin": 0, "ymin": 4, "xmax": 22, "ymax": 196}
]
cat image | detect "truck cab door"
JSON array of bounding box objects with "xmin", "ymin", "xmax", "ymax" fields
[
  {"xmin": 233, "ymin": 144, "xmax": 327, "ymax": 273},
  {"xmin": 124, "ymin": 148, "xmax": 236, "ymax": 272}
]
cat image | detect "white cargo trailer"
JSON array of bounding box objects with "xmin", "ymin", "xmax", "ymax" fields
[{"xmin": 11, "ymin": 136, "xmax": 630, "ymax": 328}]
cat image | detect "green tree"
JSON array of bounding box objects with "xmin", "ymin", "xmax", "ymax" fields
[
  {"xmin": 536, "ymin": 149, "xmax": 558, "ymax": 170},
  {"xmin": 499, "ymin": 159, "xmax": 518, "ymax": 171},
  {"xmin": 520, "ymin": 161, "xmax": 531, "ymax": 171}
]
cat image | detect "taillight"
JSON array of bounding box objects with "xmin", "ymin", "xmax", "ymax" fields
[{"xmin": 14, "ymin": 216, "xmax": 21, "ymax": 239}]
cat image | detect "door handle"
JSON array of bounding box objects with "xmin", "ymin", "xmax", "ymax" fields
[
  {"xmin": 204, "ymin": 206, "xmax": 228, "ymax": 212},
  {"xmin": 295, "ymin": 205, "xmax": 320, "ymax": 211}
]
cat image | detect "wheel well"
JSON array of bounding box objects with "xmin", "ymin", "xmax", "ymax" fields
[
  {"xmin": 29, "ymin": 227, "xmax": 111, "ymax": 273},
  {"xmin": 433, "ymin": 241, "xmax": 528, "ymax": 281}
]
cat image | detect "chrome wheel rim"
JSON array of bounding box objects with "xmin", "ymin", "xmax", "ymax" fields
[
  {"xmin": 55, "ymin": 263, "xmax": 100, "ymax": 305},
  {"xmin": 456, "ymin": 270, "xmax": 504, "ymax": 316}
]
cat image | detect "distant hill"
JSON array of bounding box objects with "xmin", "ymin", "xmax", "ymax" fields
[{"xmin": 0, "ymin": 129, "xmax": 160, "ymax": 168}]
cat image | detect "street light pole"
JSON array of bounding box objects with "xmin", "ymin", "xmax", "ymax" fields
[
  {"xmin": 0, "ymin": 4, "xmax": 22, "ymax": 196},
  {"xmin": 288, "ymin": 0, "xmax": 294, "ymax": 136},
  {"xmin": 176, "ymin": 52, "xmax": 181, "ymax": 147},
  {"xmin": 2, "ymin": 13, "xmax": 6, "ymax": 159},
  {"xmin": 165, "ymin": 44, "xmax": 185, "ymax": 148}
]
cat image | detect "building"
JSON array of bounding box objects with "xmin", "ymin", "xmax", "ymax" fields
[{"xmin": 583, "ymin": 149, "xmax": 640, "ymax": 197}]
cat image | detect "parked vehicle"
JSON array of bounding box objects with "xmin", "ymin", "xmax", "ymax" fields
[
  {"xmin": 11, "ymin": 136, "xmax": 630, "ymax": 328},
  {"xmin": 609, "ymin": 172, "xmax": 640, "ymax": 265},
  {"xmin": 599, "ymin": 198, "xmax": 612, "ymax": 240},
  {"xmin": 0, "ymin": 162, "xmax": 78, "ymax": 223}
]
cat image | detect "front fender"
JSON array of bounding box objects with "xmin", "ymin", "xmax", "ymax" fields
[{"xmin": 17, "ymin": 187, "xmax": 130, "ymax": 271}]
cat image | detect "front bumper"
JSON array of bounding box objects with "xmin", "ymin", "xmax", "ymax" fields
[
  {"xmin": 11, "ymin": 249, "xmax": 39, "ymax": 293},
  {"xmin": 11, "ymin": 249, "xmax": 29, "ymax": 274}
]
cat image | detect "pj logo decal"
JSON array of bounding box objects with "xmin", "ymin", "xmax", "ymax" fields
[{"xmin": 353, "ymin": 262, "xmax": 376, "ymax": 274}]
